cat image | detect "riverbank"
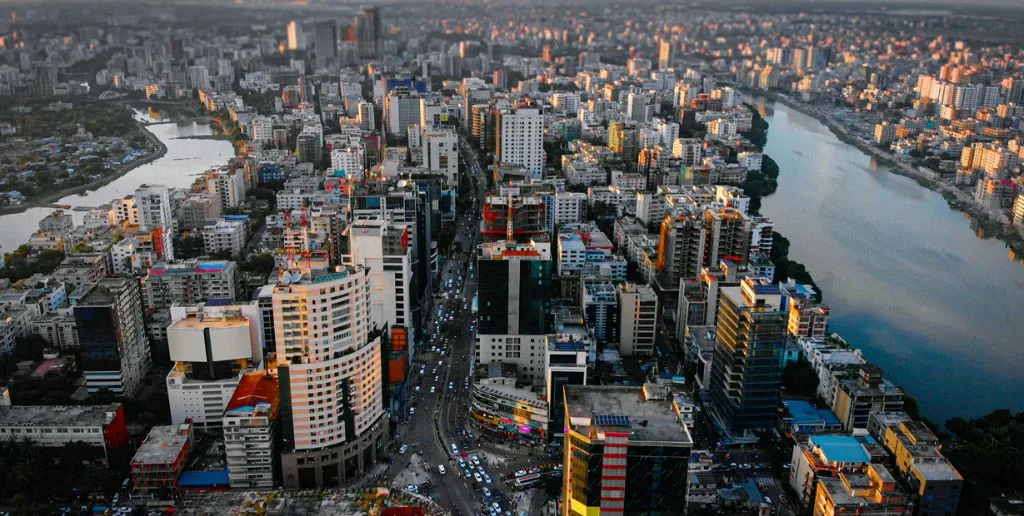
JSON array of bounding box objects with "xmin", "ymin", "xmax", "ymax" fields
[
  {"xmin": 0, "ymin": 118, "xmax": 167, "ymax": 216},
  {"xmin": 754, "ymin": 90, "xmax": 1024, "ymax": 256}
]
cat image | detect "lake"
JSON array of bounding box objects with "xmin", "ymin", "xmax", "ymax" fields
[
  {"xmin": 0, "ymin": 112, "xmax": 234, "ymax": 253},
  {"xmin": 757, "ymin": 99, "xmax": 1024, "ymax": 424}
]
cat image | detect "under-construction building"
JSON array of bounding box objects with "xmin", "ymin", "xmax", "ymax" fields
[{"xmin": 481, "ymin": 195, "xmax": 548, "ymax": 243}]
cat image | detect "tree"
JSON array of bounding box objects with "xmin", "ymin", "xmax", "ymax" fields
[
  {"xmin": 14, "ymin": 334, "xmax": 47, "ymax": 362},
  {"xmin": 242, "ymin": 253, "xmax": 275, "ymax": 277},
  {"xmin": 173, "ymin": 236, "xmax": 205, "ymax": 259},
  {"xmin": 782, "ymin": 359, "xmax": 819, "ymax": 398}
]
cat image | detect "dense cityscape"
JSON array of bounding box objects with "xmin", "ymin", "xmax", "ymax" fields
[{"xmin": 0, "ymin": 0, "xmax": 1023, "ymax": 515}]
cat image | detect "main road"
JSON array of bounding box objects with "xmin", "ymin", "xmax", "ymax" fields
[{"xmin": 386, "ymin": 137, "xmax": 487, "ymax": 516}]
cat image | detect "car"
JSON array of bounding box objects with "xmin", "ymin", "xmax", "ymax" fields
[
  {"xmin": 438, "ymin": 465, "xmax": 446, "ymax": 475},
  {"xmin": 414, "ymin": 385, "xmax": 421, "ymax": 392},
  {"xmin": 483, "ymin": 474, "xmax": 491, "ymax": 484},
  {"xmin": 409, "ymin": 407, "xmax": 415, "ymax": 415},
  {"xmin": 740, "ymin": 463, "xmax": 752, "ymax": 470},
  {"xmin": 399, "ymin": 445, "xmax": 408, "ymax": 454},
  {"xmin": 452, "ymin": 443, "xmax": 459, "ymax": 453},
  {"xmin": 472, "ymin": 457, "xmax": 480, "ymax": 466},
  {"xmin": 448, "ymin": 381, "xmax": 454, "ymax": 389},
  {"xmin": 529, "ymin": 467, "xmax": 541, "ymax": 474},
  {"xmin": 430, "ymin": 386, "xmax": 436, "ymax": 393},
  {"xmin": 514, "ymin": 470, "xmax": 527, "ymax": 478},
  {"xmin": 434, "ymin": 375, "xmax": 440, "ymax": 382},
  {"xmin": 473, "ymin": 473, "xmax": 483, "ymax": 483},
  {"xmin": 491, "ymin": 502, "xmax": 501, "ymax": 512}
]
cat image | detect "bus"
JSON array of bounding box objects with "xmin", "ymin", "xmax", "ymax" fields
[{"xmin": 513, "ymin": 473, "xmax": 542, "ymax": 489}]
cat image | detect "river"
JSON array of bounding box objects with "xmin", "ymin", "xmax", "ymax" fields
[
  {"xmin": 756, "ymin": 99, "xmax": 1024, "ymax": 424},
  {"xmin": 0, "ymin": 111, "xmax": 234, "ymax": 253}
]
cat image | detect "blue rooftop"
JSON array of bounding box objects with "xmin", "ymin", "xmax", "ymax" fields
[
  {"xmin": 784, "ymin": 399, "xmax": 840, "ymax": 426},
  {"xmin": 810, "ymin": 435, "xmax": 871, "ymax": 464},
  {"xmin": 178, "ymin": 468, "xmax": 229, "ymax": 488}
]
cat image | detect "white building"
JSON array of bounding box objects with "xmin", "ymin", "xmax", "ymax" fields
[
  {"xmin": 387, "ymin": 89, "xmax": 422, "ymax": 136},
  {"xmin": 202, "ymin": 218, "xmax": 246, "ymax": 258},
  {"xmin": 135, "ymin": 184, "xmax": 174, "ymax": 233},
  {"xmin": 551, "ymin": 92, "xmax": 580, "ymax": 113},
  {"xmin": 0, "ymin": 403, "xmax": 127, "ymax": 461},
  {"xmin": 330, "ymin": 145, "xmax": 365, "ymax": 176},
  {"xmin": 273, "ymin": 267, "xmax": 387, "ymax": 487},
  {"xmin": 553, "ymin": 192, "xmax": 588, "ymax": 227},
  {"xmin": 619, "ymin": 282, "xmax": 658, "ymax": 357},
  {"xmin": 346, "ymin": 216, "xmax": 415, "ymax": 340},
  {"xmin": 166, "ymin": 305, "xmax": 262, "ymax": 428},
  {"xmin": 223, "ymin": 372, "xmax": 279, "ymax": 489},
  {"xmin": 655, "ymin": 119, "xmax": 680, "ymax": 147},
  {"xmin": 737, "ymin": 151, "xmax": 763, "ymax": 172},
  {"xmin": 497, "ymin": 106, "xmax": 545, "ymax": 180},
  {"xmin": 423, "ymin": 129, "xmax": 459, "ymax": 185},
  {"xmin": 201, "ymin": 168, "xmax": 247, "ymax": 211}
]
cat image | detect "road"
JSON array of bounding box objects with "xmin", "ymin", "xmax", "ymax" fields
[{"xmin": 385, "ymin": 136, "xmax": 488, "ymax": 515}]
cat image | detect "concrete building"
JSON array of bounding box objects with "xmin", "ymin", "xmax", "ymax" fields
[
  {"xmin": 708, "ymin": 278, "xmax": 788, "ymax": 435},
  {"xmin": 71, "ymin": 278, "xmax": 150, "ymax": 396},
  {"xmin": 618, "ymin": 282, "xmax": 658, "ymax": 357},
  {"xmin": 346, "ymin": 216, "xmax": 415, "ymax": 344},
  {"xmin": 131, "ymin": 422, "xmax": 193, "ymax": 491},
  {"xmin": 877, "ymin": 419, "xmax": 963, "ymax": 516},
  {"xmin": 833, "ymin": 365, "xmax": 904, "ymax": 433},
  {"xmin": 176, "ymin": 193, "xmax": 221, "ymax": 233},
  {"xmin": 813, "ymin": 463, "xmax": 912, "ymax": 516},
  {"xmin": 272, "ymin": 267, "xmax": 388, "ymax": 488},
  {"xmin": 562, "ymin": 385, "xmax": 693, "ymax": 515},
  {"xmin": 553, "ymin": 192, "xmax": 588, "ymax": 228},
  {"xmin": 200, "ymin": 168, "xmax": 247, "ymax": 211},
  {"xmin": 223, "ymin": 372, "xmax": 280, "ymax": 489},
  {"xmin": 470, "ymin": 381, "xmax": 549, "ymax": 445},
  {"xmin": 202, "ymin": 218, "xmax": 246, "ymax": 258},
  {"xmin": 135, "ymin": 184, "xmax": 174, "ymax": 233},
  {"xmin": 0, "ymin": 403, "xmax": 129, "ymax": 462},
  {"xmin": 476, "ymin": 240, "xmax": 552, "ymax": 383},
  {"xmin": 545, "ymin": 333, "xmax": 589, "ymax": 439},
  {"xmin": 582, "ymin": 280, "xmax": 619, "ymax": 344},
  {"xmin": 141, "ymin": 260, "xmax": 240, "ymax": 310},
  {"xmin": 386, "ymin": 89, "xmax": 422, "ymax": 137},
  {"xmin": 789, "ymin": 434, "xmax": 882, "ymax": 507},
  {"xmin": 165, "ymin": 305, "xmax": 262, "ymax": 428},
  {"xmin": 497, "ymin": 106, "xmax": 545, "ymax": 180},
  {"xmin": 423, "ymin": 129, "xmax": 459, "ymax": 185}
]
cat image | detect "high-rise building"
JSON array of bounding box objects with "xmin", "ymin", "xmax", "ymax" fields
[
  {"xmin": 626, "ymin": 92, "xmax": 653, "ymax": 124},
  {"xmin": 562, "ymin": 384, "xmax": 693, "ymax": 515},
  {"xmin": 355, "ymin": 7, "xmax": 381, "ymax": 58},
  {"xmin": 608, "ymin": 120, "xmax": 639, "ymax": 162},
  {"xmin": 386, "ymin": 89, "xmax": 422, "ymax": 137},
  {"xmin": 545, "ymin": 333, "xmax": 589, "ymax": 439},
  {"xmin": 346, "ymin": 216, "xmax": 415, "ymax": 340},
  {"xmin": 273, "ymin": 267, "xmax": 388, "ymax": 488},
  {"xmin": 72, "ymin": 278, "xmax": 151, "ymax": 396},
  {"xmin": 313, "ymin": 21, "xmax": 337, "ymax": 64},
  {"xmin": 135, "ymin": 184, "xmax": 173, "ymax": 232},
  {"xmin": 658, "ymin": 39, "xmax": 672, "ymax": 69},
  {"xmin": 165, "ymin": 302, "xmax": 263, "ymax": 428},
  {"xmin": 423, "ymin": 129, "xmax": 459, "ymax": 185},
  {"xmin": 357, "ymin": 101, "xmax": 375, "ymax": 132},
  {"xmin": 475, "ymin": 240, "xmax": 552, "ymax": 382},
  {"xmin": 709, "ymin": 277, "xmax": 788, "ymax": 434},
  {"xmin": 618, "ymin": 282, "xmax": 658, "ymax": 357},
  {"xmin": 200, "ymin": 167, "xmax": 247, "ymax": 212},
  {"xmin": 286, "ymin": 20, "xmax": 304, "ymax": 51},
  {"xmin": 496, "ymin": 106, "xmax": 545, "ymax": 180}
]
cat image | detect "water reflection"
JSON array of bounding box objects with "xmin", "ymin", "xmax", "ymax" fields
[{"xmin": 758, "ymin": 99, "xmax": 1024, "ymax": 423}]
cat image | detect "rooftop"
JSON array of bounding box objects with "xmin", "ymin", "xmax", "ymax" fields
[
  {"xmin": 565, "ymin": 385, "xmax": 692, "ymax": 445},
  {"xmin": 809, "ymin": 435, "xmax": 873, "ymax": 464},
  {"xmin": 783, "ymin": 399, "xmax": 841, "ymax": 427},
  {"xmin": 132, "ymin": 423, "xmax": 192, "ymax": 465},
  {"xmin": 0, "ymin": 403, "xmax": 122, "ymax": 427},
  {"xmin": 225, "ymin": 372, "xmax": 280, "ymax": 418}
]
